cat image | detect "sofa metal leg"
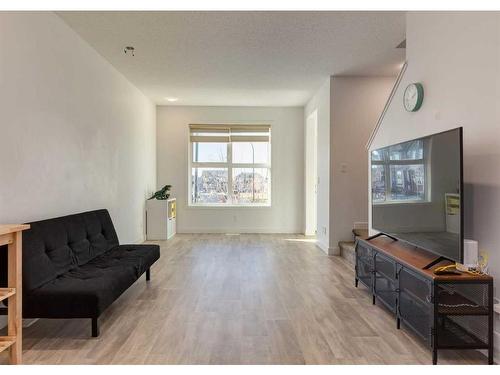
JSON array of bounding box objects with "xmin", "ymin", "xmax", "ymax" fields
[
  {"xmin": 92, "ymin": 317, "xmax": 100, "ymax": 337},
  {"xmin": 146, "ymin": 268, "xmax": 151, "ymax": 281}
]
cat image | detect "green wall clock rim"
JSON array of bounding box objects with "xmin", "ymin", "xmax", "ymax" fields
[
  {"xmin": 412, "ymin": 82, "xmax": 424, "ymax": 112},
  {"xmin": 404, "ymin": 82, "xmax": 424, "ymax": 112}
]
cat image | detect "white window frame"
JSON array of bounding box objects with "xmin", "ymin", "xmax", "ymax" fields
[
  {"xmin": 372, "ymin": 139, "xmax": 430, "ymax": 205},
  {"xmin": 188, "ymin": 124, "xmax": 272, "ymax": 207}
]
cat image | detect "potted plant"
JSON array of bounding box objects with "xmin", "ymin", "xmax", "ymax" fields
[
  {"xmin": 148, "ymin": 185, "xmax": 172, "ymax": 200},
  {"xmin": 146, "ymin": 185, "xmax": 174, "ymax": 240}
]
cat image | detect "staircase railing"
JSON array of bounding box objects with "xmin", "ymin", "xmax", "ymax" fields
[{"xmin": 365, "ymin": 61, "xmax": 408, "ymax": 150}]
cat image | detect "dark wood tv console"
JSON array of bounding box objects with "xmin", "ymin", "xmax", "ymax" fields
[{"xmin": 355, "ymin": 235, "xmax": 494, "ymax": 365}]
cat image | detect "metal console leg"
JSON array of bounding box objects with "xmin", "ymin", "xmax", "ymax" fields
[{"xmin": 488, "ymin": 280, "xmax": 494, "ymax": 365}]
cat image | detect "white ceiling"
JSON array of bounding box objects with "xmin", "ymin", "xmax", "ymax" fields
[{"xmin": 58, "ymin": 11, "xmax": 405, "ymax": 107}]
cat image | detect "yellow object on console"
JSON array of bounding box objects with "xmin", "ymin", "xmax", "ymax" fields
[{"xmin": 170, "ymin": 201, "xmax": 176, "ymax": 219}]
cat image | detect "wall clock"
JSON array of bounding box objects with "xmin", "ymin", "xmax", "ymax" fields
[{"xmin": 403, "ymin": 83, "xmax": 424, "ymax": 112}]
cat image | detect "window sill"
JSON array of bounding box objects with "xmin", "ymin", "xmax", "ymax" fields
[
  {"xmin": 187, "ymin": 204, "xmax": 272, "ymax": 209},
  {"xmin": 373, "ymin": 200, "xmax": 431, "ymax": 206}
]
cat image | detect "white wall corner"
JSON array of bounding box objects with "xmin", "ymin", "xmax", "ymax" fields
[{"xmin": 315, "ymin": 240, "xmax": 329, "ymax": 254}]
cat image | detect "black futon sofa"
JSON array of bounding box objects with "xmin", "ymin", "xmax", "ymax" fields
[{"xmin": 22, "ymin": 209, "xmax": 160, "ymax": 337}]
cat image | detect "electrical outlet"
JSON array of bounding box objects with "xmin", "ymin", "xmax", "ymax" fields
[{"xmin": 322, "ymin": 226, "xmax": 327, "ymax": 235}]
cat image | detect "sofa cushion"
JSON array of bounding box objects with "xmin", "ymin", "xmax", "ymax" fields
[
  {"xmin": 97, "ymin": 244, "xmax": 160, "ymax": 278},
  {"xmin": 24, "ymin": 243, "xmax": 160, "ymax": 318},
  {"xmin": 23, "ymin": 209, "xmax": 119, "ymax": 292},
  {"xmin": 24, "ymin": 260, "xmax": 136, "ymax": 318}
]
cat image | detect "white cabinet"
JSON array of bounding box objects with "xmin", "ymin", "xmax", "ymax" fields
[{"xmin": 146, "ymin": 198, "xmax": 176, "ymax": 240}]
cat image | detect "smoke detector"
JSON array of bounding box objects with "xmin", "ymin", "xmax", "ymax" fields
[{"xmin": 124, "ymin": 46, "xmax": 135, "ymax": 56}]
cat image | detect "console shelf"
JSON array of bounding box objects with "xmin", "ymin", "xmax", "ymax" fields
[
  {"xmin": 0, "ymin": 224, "xmax": 29, "ymax": 365},
  {"xmin": 355, "ymin": 236, "xmax": 494, "ymax": 365},
  {"xmin": 436, "ymin": 318, "xmax": 488, "ymax": 349},
  {"xmin": 438, "ymin": 291, "xmax": 490, "ymax": 316},
  {"xmin": 0, "ymin": 288, "xmax": 16, "ymax": 304},
  {"xmin": 438, "ymin": 306, "xmax": 489, "ymax": 316},
  {"xmin": 0, "ymin": 336, "xmax": 16, "ymax": 352}
]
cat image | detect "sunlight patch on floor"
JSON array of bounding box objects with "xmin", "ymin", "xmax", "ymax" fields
[{"xmin": 284, "ymin": 238, "xmax": 317, "ymax": 243}]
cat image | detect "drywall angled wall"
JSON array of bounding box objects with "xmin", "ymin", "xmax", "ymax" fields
[
  {"xmin": 157, "ymin": 106, "xmax": 304, "ymax": 233},
  {"xmin": 370, "ymin": 12, "xmax": 500, "ymax": 359},
  {"xmin": 305, "ymin": 76, "xmax": 394, "ymax": 254},
  {"xmin": 305, "ymin": 79, "xmax": 331, "ymax": 253},
  {"xmin": 330, "ymin": 76, "xmax": 395, "ymax": 253},
  {"xmin": 0, "ymin": 12, "xmax": 156, "ymax": 242}
]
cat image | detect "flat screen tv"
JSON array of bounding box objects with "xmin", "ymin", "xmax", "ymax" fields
[{"xmin": 371, "ymin": 127, "xmax": 463, "ymax": 263}]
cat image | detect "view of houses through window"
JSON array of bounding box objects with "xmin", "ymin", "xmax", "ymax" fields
[
  {"xmin": 371, "ymin": 139, "xmax": 426, "ymax": 203},
  {"xmin": 189, "ymin": 125, "xmax": 271, "ymax": 206}
]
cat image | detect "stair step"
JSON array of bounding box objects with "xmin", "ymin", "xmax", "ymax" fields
[
  {"xmin": 352, "ymin": 228, "xmax": 368, "ymax": 239},
  {"xmin": 339, "ymin": 241, "xmax": 356, "ymax": 266}
]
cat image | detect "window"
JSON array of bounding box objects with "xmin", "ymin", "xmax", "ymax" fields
[
  {"xmin": 371, "ymin": 139, "xmax": 428, "ymax": 204},
  {"xmin": 189, "ymin": 124, "xmax": 271, "ymax": 206}
]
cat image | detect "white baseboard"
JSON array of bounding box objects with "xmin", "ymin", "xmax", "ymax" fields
[
  {"xmin": 1, "ymin": 317, "xmax": 41, "ymax": 330},
  {"xmin": 329, "ymin": 246, "xmax": 340, "ymax": 256},
  {"xmin": 178, "ymin": 228, "xmax": 303, "ymax": 234},
  {"xmin": 23, "ymin": 318, "xmax": 39, "ymax": 328},
  {"xmin": 315, "ymin": 242, "xmax": 340, "ymax": 256}
]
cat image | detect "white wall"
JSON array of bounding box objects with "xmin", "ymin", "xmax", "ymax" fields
[
  {"xmin": 0, "ymin": 12, "xmax": 156, "ymax": 243},
  {"xmin": 330, "ymin": 76, "xmax": 395, "ymax": 253},
  {"xmin": 305, "ymin": 76, "xmax": 394, "ymax": 254},
  {"xmin": 370, "ymin": 12, "xmax": 500, "ymax": 360},
  {"xmin": 305, "ymin": 79, "xmax": 331, "ymax": 252},
  {"xmin": 157, "ymin": 106, "xmax": 304, "ymax": 233},
  {"xmin": 305, "ymin": 110, "xmax": 318, "ymax": 236}
]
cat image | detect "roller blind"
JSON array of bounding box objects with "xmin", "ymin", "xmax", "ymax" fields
[{"xmin": 189, "ymin": 124, "xmax": 271, "ymax": 143}]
